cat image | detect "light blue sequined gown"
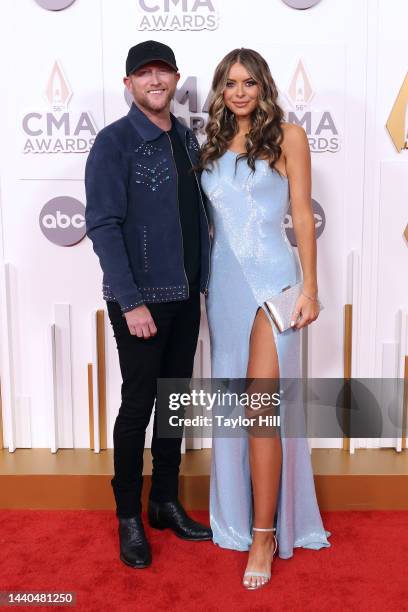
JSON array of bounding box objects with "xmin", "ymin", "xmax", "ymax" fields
[{"xmin": 201, "ymin": 150, "xmax": 331, "ymax": 559}]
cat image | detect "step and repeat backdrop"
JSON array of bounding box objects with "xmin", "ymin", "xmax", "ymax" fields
[{"xmin": 0, "ymin": 0, "xmax": 406, "ymax": 451}]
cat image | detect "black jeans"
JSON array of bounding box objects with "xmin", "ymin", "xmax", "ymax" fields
[{"xmin": 107, "ymin": 290, "xmax": 201, "ymax": 518}]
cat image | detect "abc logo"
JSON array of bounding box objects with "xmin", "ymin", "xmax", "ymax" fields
[
  {"xmin": 281, "ymin": 0, "xmax": 321, "ymax": 8},
  {"xmin": 284, "ymin": 198, "xmax": 325, "ymax": 247},
  {"xmin": 39, "ymin": 196, "xmax": 86, "ymax": 246},
  {"xmin": 34, "ymin": 0, "xmax": 76, "ymax": 10}
]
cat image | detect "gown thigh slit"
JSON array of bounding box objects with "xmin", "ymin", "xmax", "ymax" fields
[
  {"xmin": 201, "ymin": 151, "xmax": 331, "ymax": 559},
  {"xmin": 247, "ymin": 306, "xmax": 281, "ymax": 380}
]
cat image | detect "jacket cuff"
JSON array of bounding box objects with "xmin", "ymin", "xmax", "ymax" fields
[{"xmin": 117, "ymin": 293, "xmax": 145, "ymax": 314}]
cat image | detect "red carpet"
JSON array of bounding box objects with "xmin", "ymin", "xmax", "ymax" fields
[{"xmin": 0, "ymin": 510, "xmax": 407, "ymax": 611}]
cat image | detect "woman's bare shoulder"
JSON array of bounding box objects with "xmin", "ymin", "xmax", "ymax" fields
[
  {"xmin": 281, "ymin": 121, "xmax": 307, "ymax": 140},
  {"xmin": 280, "ymin": 122, "xmax": 309, "ymax": 152}
]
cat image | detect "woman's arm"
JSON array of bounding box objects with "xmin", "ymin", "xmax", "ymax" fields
[{"xmin": 282, "ymin": 123, "xmax": 320, "ymax": 328}]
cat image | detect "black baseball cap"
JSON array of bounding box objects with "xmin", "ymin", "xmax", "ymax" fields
[{"xmin": 126, "ymin": 40, "xmax": 178, "ymax": 76}]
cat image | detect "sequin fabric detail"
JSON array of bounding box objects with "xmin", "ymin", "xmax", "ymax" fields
[
  {"xmin": 143, "ymin": 225, "xmax": 148, "ymax": 272},
  {"xmin": 135, "ymin": 159, "xmax": 170, "ymax": 192},
  {"xmin": 102, "ymin": 283, "xmax": 189, "ymax": 310},
  {"xmin": 134, "ymin": 142, "xmax": 163, "ymax": 157},
  {"xmin": 187, "ymin": 132, "xmax": 200, "ymax": 152}
]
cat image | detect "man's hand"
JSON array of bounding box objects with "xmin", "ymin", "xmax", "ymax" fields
[{"xmin": 124, "ymin": 305, "xmax": 157, "ymax": 338}]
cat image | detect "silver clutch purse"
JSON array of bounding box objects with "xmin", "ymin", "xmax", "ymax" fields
[{"xmin": 264, "ymin": 282, "xmax": 323, "ymax": 333}]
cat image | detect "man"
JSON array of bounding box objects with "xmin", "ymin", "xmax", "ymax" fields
[{"xmin": 85, "ymin": 40, "xmax": 212, "ymax": 569}]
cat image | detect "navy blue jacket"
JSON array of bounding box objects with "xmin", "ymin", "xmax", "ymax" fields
[{"xmin": 85, "ymin": 103, "xmax": 211, "ymax": 313}]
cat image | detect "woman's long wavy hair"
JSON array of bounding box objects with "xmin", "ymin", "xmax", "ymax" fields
[{"xmin": 199, "ymin": 48, "xmax": 285, "ymax": 175}]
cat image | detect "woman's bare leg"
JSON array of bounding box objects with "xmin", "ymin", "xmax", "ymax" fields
[{"xmin": 243, "ymin": 308, "xmax": 282, "ymax": 588}]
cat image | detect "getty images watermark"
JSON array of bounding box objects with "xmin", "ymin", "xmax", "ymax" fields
[
  {"xmin": 167, "ymin": 388, "xmax": 281, "ymax": 430},
  {"xmin": 156, "ymin": 377, "xmax": 408, "ymax": 439}
]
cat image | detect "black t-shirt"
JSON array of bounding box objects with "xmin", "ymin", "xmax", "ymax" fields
[{"xmin": 166, "ymin": 120, "xmax": 201, "ymax": 290}]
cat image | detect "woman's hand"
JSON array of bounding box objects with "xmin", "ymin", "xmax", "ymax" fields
[{"xmin": 290, "ymin": 292, "xmax": 321, "ymax": 330}]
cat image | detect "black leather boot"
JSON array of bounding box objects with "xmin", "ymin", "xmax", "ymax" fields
[
  {"xmin": 118, "ymin": 516, "xmax": 152, "ymax": 568},
  {"xmin": 148, "ymin": 499, "xmax": 212, "ymax": 541}
]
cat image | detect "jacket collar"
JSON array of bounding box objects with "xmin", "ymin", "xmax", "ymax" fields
[{"xmin": 127, "ymin": 102, "xmax": 189, "ymax": 143}]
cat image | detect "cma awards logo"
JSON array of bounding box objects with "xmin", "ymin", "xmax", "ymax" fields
[
  {"xmin": 285, "ymin": 60, "xmax": 341, "ymax": 153},
  {"xmin": 136, "ymin": 0, "xmax": 218, "ymax": 31},
  {"xmin": 34, "ymin": 0, "xmax": 76, "ymax": 9},
  {"xmin": 39, "ymin": 197, "xmax": 86, "ymax": 246},
  {"xmin": 22, "ymin": 61, "xmax": 97, "ymax": 155},
  {"xmin": 285, "ymin": 199, "xmax": 326, "ymax": 245},
  {"xmin": 386, "ymin": 72, "xmax": 408, "ymax": 153},
  {"xmin": 125, "ymin": 76, "xmax": 210, "ymax": 135}
]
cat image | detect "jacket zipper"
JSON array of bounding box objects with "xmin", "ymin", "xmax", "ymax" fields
[
  {"xmin": 184, "ymin": 133, "xmax": 211, "ymax": 296},
  {"xmin": 166, "ymin": 132, "xmax": 190, "ymax": 298}
]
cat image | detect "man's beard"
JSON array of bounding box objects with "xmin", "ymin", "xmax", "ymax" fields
[{"xmin": 136, "ymin": 89, "xmax": 173, "ymax": 113}]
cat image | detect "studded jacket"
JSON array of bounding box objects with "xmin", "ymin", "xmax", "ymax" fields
[{"xmin": 85, "ymin": 103, "xmax": 211, "ymax": 313}]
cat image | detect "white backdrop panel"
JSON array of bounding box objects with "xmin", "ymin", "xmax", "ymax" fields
[{"xmin": 0, "ymin": 0, "xmax": 407, "ymax": 448}]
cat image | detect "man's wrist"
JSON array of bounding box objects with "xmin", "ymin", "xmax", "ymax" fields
[{"xmin": 120, "ymin": 298, "xmax": 145, "ymax": 314}]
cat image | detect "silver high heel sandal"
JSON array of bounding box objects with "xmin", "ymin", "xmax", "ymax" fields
[{"xmin": 242, "ymin": 527, "xmax": 278, "ymax": 590}]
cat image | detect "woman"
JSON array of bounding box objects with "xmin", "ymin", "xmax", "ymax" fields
[{"xmin": 199, "ymin": 48, "xmax": 331, "ymax": 590}]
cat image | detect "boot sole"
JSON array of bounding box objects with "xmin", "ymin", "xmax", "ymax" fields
[{"xmin": 120, "ymin": 554, "xmax": 151, "ymax": 569}]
